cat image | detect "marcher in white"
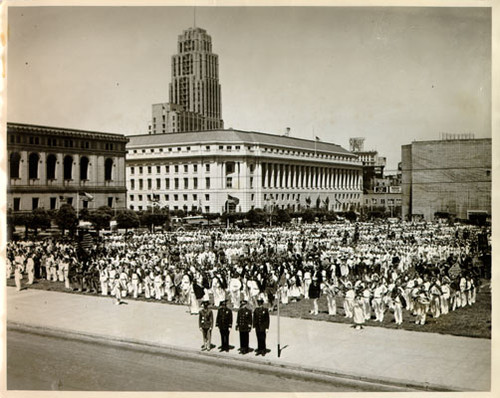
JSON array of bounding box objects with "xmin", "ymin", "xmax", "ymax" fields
[
  {"xmin": 14, "ymin": 262, "xmax": 24, "ymax": 292},
  {"xmin": 99, "ymin": 265, "xmax": 109, "ymax": 296},
  {"xmin": 229, "ymin": 274, "xmax": 242, "ymax": 310},
  {"xmin": 26, "ymin": 256, "xmax": 35, "ymax": 285},
  {"xmin": 343, "ymin": 282, "xmax": 354, "ymax": 318}
]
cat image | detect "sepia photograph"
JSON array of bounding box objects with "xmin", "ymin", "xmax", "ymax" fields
[{"xmin": 3, "ymin": 2, "xmax": 495, "ymax": 395}]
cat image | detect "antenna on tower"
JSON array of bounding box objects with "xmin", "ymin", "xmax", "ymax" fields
[{"xmin": 193, "ymin": 7, "xmax": 196, "ymax": 28}]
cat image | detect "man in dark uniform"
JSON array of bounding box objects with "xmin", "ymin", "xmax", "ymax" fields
[
  {"xmin": 216, "ymin": 299, "xmax": 233, "ymax": 352},
  {"xmin": 199, "ymin": 300, "xmax": 214, "ymax": 351},
  {"xmin": 253, "ymin": 298, "xmax": 270, "ymax": 356},
  {"xmin": 235, "ymin": 299, "xmax": 252, "ymax": 354}
]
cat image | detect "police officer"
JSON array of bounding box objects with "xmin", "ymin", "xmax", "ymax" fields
[
  {"xmin": 236, "ymin": 299, "xmax": 252, "ymax": 354},
  {"xmin": 199, "ymin": 300, "xmax": 214, "ymax": 351},
  {"xmin": 216, "ymin": 299, "xmax": 233, "ymax": 352},
  {"xmin": 253, "ymin": 297, "xmax": 270, "ymax": 356}
]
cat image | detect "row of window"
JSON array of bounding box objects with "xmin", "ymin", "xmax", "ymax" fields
[
  {"xmin": 130, "ymin": 193, "xmax": 210, "ymax": 203},
  {"xmin": 128, "ymin": 145, "xmax": 242, "ymax": 155},
  {"xmin": 263, "ymin": 193, "xmax": 360, "ymax": 201},
  {"xmin": 129, "ymin": 176, "xmax": 247, "ymax": 191},
  {"xmin": 130, "ymin": 163, "xmax": 209, "ymax": 175},
  {"xmin": 9, "ymin": 135, "xmax": 121, "ymax": 151},
  {"xmin": 11, "ymin": 196, "xmax": 116, "ymax": 211},
  {"xmin": 130, "ymin": 204, "xmax": 211, "ymax": 212},
  {"xmin": 9, "ymin": 152, "xmax": 114, "ymax": 181},
  {"xmin": 366, "ymin": 198, "xmax": 403, "ymax": 205},
  {"xmin": 129, "ymin": 177, "xmax": 207, "ymax": 190}
]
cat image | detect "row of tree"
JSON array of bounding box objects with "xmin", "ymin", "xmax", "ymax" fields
[{"xmin": 7, "ymin": 203, "xmax": 398, "ymax": 239}]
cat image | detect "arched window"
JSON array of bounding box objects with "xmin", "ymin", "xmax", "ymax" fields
[
  {"xmin": 80, "ymin": 156, "xmax": 89, "ymax": 180},
  {"xmin": 63, "ymin": 155, "xmax": 73, "ymax": 180},
  {"xmin": 46, "ymin": 154, "xmax": 57, "ymax": 180},
  {"xmin": 28, "ymin": 153, "xmax": 40, "ymax": 179},
  {"xmin": 9, "ymin": 152, "xmax": 21, "ymax": 179},
  {"xmin": 104, "ymin": 158, "xmax": 113, "ymax": 181}
]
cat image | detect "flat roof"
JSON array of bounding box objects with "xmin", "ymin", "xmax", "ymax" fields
[
  {"xmin": 7, "ymin": 122, "xmax": 129, "ymax": 142},
  {"xmin": 127, "ymin": 129, "xmax": 355, "ymax": 157}
]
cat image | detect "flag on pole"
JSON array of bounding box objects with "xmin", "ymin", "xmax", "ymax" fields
[
  {"xmin": 79, "ymin": 192, "xmax": 94, "ymax": 201},
  {"xmin": 227, "ymin": 194, "xmax": 240, "ymax": 205}
]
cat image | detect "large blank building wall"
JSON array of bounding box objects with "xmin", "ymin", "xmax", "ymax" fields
[{"xmin": 402, "ymin": 139, "xmax": 491, "ymax": 220}]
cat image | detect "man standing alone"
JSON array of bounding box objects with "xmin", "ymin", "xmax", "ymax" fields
[
  {"xmin": 236, "ymin": 299, "xmax": 252, "ymax": 354},
  {"xmin": 253, "ymin": 298, "xmax": 270, "ymax": 356},
  {"xmin": 199, "ymin": 300, "xmax": 214, "ymax": 351},
  {"xmin": 216, "ymin": 299, "xmax": 232, "ymax": 352}
]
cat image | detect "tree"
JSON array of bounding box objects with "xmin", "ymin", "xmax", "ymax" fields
[
  {"xmin": 88, "ymin": 208, "xmax": 113, "ymax": 232},
  {"xmin": 305, "ymin": 197, "xmax": 312, "ymax": 208},
  {"xmin": 276, "ymin": 209, "xmax": 291, "ymax": 225},
  {"xmin": 55, "ymin": 204, "xmax": 78, "ymax": 235},
  {"xmin": 301, "ymin": 209, "xmax": 316, "ymax": 223},
  {"xmin": 140, "ymin": 210, "xmax": 169, "ymax": 231},
  {"xmin": 96, "ymin": 206, "xmax": 114, "ymax": 218},
  {"xmin": 246, "ymin": 209, "xmax": 266, "ymax": 227},
  {"xmin": 28, "ymin": 208, "xmax": 52, "ymax": 235},
  {"xmin": 115, "ymin": 210, "xmax": 140, "ymax": 232},
  {"xmin": 9, "ymin": 212, "xmax": 33, "ymax": 239}
]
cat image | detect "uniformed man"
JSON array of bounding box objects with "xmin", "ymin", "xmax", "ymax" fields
[
  {"xmin": 216, "ymin": 299, "xmax": 233, "ymax": 352},
  {"xmin": 253, "ymin": 297, "xmax": 270, "ymax": 356},
  {"xmin": 199, "ymin": 300, "xmax": 214, "ymax": 351},
  {"xmin": 236, "ymin": 299, "xmax": 252, "ymax": 354}
]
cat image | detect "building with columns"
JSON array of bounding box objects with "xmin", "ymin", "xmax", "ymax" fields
[
  {"xmin": 126, "ymin": 129, "xmax": 363, "ymax": 214},
  {"xmin": 149, "ymin": 26, "xmax": 223, "ymax": 134},
  {"xmin": 7, "ymin": 123, "xmax": 129, "ymax": 213}
]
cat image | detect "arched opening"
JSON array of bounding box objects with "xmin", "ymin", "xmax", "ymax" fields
[
  {"xmin": 46, "ymin": 154, "xmax": 57, "ymax": 180},
  {"xmin": 9, "ymin": 152, "xmax": 21, "ymax": 179},
  {"xmin": 28, "ymin": 153, "xmax": 40, "ymax": 179},
  {"xmin": 104, "ymin": 158, "xmax": 113, "ymax": 181},
  {"xmin": 80, "ymin": 156, "xmax": 89, "ymax": 180},
  {"xmin": 63, "ymin": 155, "xmax": 73, "ymax": 180}
]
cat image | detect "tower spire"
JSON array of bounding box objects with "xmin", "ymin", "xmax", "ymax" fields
[{"xmin": 193, "ymin": 7, "xmax": 196, "ymax": 28}]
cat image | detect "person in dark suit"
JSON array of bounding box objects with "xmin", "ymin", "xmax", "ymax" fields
[
  {"xmin": 199, "ymin": 300, "xmax": 214, "ymax": 351},
  {"xmin": 236, "ymin": 299, "xmax": 252, "ymax": 354},
  {"xmin": 216, "ymin": 299, "xmax": 233, "ymax": 352},
  {"xmin": 253, "ymin": 297, "xmax": 270, "ymax": 356}
]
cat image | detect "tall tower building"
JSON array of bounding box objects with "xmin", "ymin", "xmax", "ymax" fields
[{"xmin": 149, "ymin": 27, "xmax": 224, "ymax": 134}]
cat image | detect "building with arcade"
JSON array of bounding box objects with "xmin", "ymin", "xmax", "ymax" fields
[{"xmin": 6, "ymin": 122, "xmax": 129, "ymax": 213}]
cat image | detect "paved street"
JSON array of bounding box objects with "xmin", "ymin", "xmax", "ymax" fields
[
  {"xmin": 8, "ymin": 329, "xmax": 379, "ymax": 391},
  {"xmin": 6, "ymin": 287, "xmax": 491, "ymax": 391}
]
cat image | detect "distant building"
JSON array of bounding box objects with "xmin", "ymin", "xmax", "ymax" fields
[
  {"xmin": 126, "ymin": 129, "xmax": 363, "ymax": 214},
  {"xmin": 349, "ymin": 137, "xmax": 386, "ymax": 193},
  {"xmin": 401, "ymin": 138, "xmax": 491, "ymax": 221},
  {"xmin": 149, "ymin": 26, "xmax": 223, "ymax": 134},
  {"xmin": 7, "ymin": 123, "xmax": 128, "ymax": 213},
  {"xmin": 349, "ymin": 137, "xmax": 400, "ymax": 216}
]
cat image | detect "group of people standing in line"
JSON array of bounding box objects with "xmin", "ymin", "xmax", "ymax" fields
[
  {"xmin": 6, "ymin": 221, "xmax": 488, "ymax": 331},
  {"xmin": 199, "ymin": 297, "xmax": 270, "ymax": 355}
]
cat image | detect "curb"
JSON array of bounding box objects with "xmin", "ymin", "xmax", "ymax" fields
[{"xmin": 7, "ymin": 321, "xmax": 460, "ymax": 392}]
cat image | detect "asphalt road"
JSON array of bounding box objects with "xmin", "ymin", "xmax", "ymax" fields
[{"xmin": 7, "ymin": 329, "xmax": 372, "ymax": 392}]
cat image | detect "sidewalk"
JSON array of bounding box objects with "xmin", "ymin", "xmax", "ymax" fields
[{"xmin": 6, "ymin": 287, "xmax": 491, "ymax": 391}]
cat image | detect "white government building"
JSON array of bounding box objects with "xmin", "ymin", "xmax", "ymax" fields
[{"xmin": 126, "ymin": 129, "xmax": 363, "ymax": 214}]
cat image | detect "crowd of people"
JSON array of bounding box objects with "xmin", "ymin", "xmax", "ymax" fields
[{"xmin": 6, "ymin": 220, "xmax": 490, "ymax": 328}]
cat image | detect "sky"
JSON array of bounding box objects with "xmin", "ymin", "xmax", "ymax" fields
[{"xmin": 6, "ymin": 6, "xmax": 492, "ymax": 171}]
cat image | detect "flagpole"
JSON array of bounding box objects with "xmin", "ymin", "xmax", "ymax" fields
[
  {"xmin": 313, "ymin": 127, "xmax": 317, "ymax": 156},
  {"xmin": 277, "ymin": 287, "xmax": 281, "ymax": 357}
]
